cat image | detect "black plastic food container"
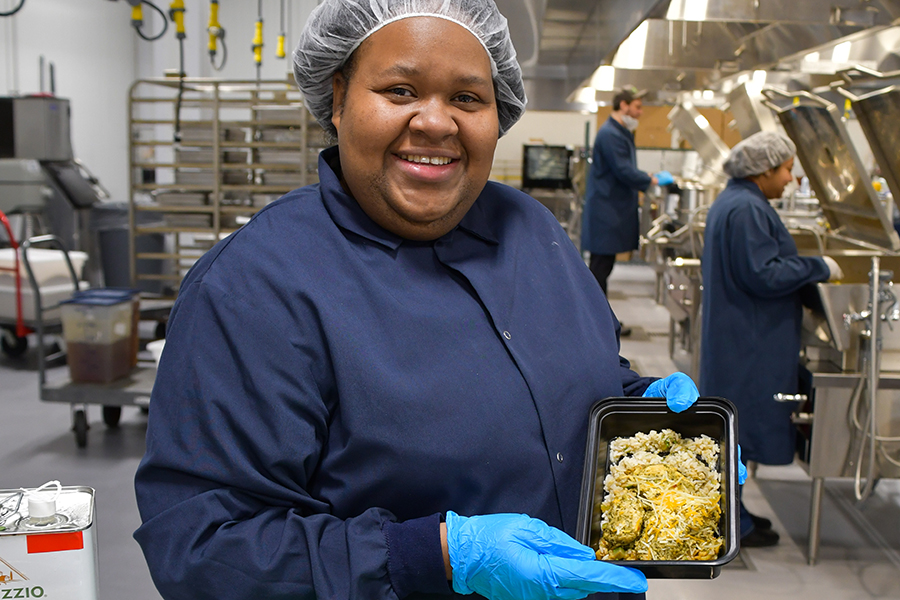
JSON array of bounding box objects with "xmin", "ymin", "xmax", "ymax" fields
[{"xmin": 575, "ymin": 397, "xmax": 740, "ymax": 578}]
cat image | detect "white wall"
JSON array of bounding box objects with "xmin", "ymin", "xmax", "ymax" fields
[
  {"xmin": 491, "ymin": 110, "xmax": 597, "ymax": 185},
  {"xmin": 1, "ymin": 0, "xmax": 138, "ymax": 202},
  {"xmin": 497, "ymin": 110, "xmax": 596, "ymax": 160},
  {"xmin": 0, "ymin": 0, "xmax": 320, "ymax": 204},
  {"xmin": 134, "ymin": 0, "xmax": 318, "ymax": 82}
]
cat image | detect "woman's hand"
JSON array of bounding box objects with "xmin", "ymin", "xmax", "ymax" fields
[
  {"xmin": 642, "ymin": 372, "xmax": 699, "ymax": 413},
  {"xmin": 444, "ymin": 512, "xmax": 647, "ymax": 600}
]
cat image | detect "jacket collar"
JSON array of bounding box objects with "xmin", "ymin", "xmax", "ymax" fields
[
  {"xmin": 727, "ymin": 177, "xmax": 767, "ymax": 202},
  {"xmin": 606, "ymin": 115, "xmax": 633, "ymax": 139},
  {"xmin": 318, "ymin": 146, "xmax": 498, "ymax": 249}
]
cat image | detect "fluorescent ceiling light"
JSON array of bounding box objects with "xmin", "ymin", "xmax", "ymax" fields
[
  {"xmin": 804, "ymin": 51, "xmax": 820, "ymax": 63},
  {"xmin": 612, "ymin": 21, "xmax": 649, "ymax": 69},
  {"xmin": 752, "ymin": 70, "xmax": 767, "ymax": 87},
  {"xmin": 666, "ymin": 0, "xmax": 709, "ymax": 21},
  {"xmin": 575, "ymin": 87, "xmax": 597, "ymax": 105},
  {"xmin": 590, "ymin": 65, "xmax": 616, "ymax": 91},
  {"xmin": 832, "ymin": 41, "xmax": 852, "ymax": 64}
]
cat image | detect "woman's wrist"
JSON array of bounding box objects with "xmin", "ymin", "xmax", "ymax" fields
[{"xmin": 440, "ymin": 521, "xmax": 452, "ymax": 580}]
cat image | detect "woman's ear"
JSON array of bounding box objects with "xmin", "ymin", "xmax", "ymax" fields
[{"xmin": 331, "ymin": 72, "xmax": 347, "ymax": 133}]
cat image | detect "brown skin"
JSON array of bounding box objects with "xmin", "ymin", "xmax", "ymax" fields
[
  {"xmin": 331, "ymin": 17, "xmax": 500, "ymax": 241},
  {"xmin": 747, "ymin": 157, "xmax": 795, "ymax": 199}
]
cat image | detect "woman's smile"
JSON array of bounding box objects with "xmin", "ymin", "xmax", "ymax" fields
[{"xmin": 330, "ymin": 16, "xmax": 500, "ymax": 240}]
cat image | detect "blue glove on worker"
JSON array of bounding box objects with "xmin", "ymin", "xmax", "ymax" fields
[
  {"xmin": 446, "ymin": 511, "xmax": 647, "ymax": 600},
  {"xmin": 655, "ymin": 170, "xmax": 674, "ymax": 186},
  {"xmin": 738, "ymin": 445, "xmax": 748, "ymax": 485},
  {"xmin": 642, "ymin": 371, "xmax": 699, "ymax": 413}
]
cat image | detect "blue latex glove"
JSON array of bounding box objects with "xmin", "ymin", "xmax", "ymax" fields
[
  {"xmin": 738, "ymin": 445, "xmax": 748, "ymax": 485},
  {"xmin": 446, "ymin": 511, "xmax": 647, "ymax": 600},
  {"xmin": 655, "ymin": 170, "xmax": 674, "ymax": 186},
  {"xmin": 642, "ymin": 371, "xmax": 699, "ymax": 413}
]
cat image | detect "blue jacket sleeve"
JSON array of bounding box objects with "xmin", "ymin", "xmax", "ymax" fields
[
  {"xmin": 620, "ymin": 354, "xmax": 655, "ymax": 396},
  {"xmin": 597, "ymin": 128, "xmax": 652, "ymax": 192},
  {"xmin": 726, "ymin": 202, "xmax": 830, "ymax": 298},
  {"xmin": 133, "ymin": 278, "xmax": 447, "ymax": 600}
]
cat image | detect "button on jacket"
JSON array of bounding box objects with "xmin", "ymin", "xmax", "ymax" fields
[
  {"xmin": 700, "ymin": 178, "xmax": 829, "ymax": 465},
  {"xmin": 134, "ymin": 147, "xmax": 652, "ymax": 600},
  {"xmin": 581, "ymin": 116, "xmax": 653, "ymax": 255}
]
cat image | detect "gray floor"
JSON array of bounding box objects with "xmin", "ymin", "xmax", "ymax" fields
[{"xmin": 1, "ymin": 262, "xmax": 899, "ymax": 599}]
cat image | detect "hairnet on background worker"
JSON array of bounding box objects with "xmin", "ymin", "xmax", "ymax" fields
[
  {"xmin": 134, "ymin": 1, "xmax": 711, "ymax": 599},
  {"xmin": 293, "ymin": 0, "xmax": 527, "ymax": 137},
  {"xmin": 722, "ymin": 131, "xmax": 797, "ymax": 179},
  {"xmin": 701, "ymin": 130, "xmax": 840, "ymax": 548}
]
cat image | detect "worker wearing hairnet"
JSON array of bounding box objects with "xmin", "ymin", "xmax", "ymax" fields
[
  {"xmin": 134, "ymin": 2, "xmax": 705, "ymax": 599},
  {"xmin": 700, "ymin": 131, "xmax": 841, "ymax": 548}
]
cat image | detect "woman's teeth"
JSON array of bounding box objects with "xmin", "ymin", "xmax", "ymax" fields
[{"xmin": 400, "ymin": 154, "xmax": 452, "ymax": 165}]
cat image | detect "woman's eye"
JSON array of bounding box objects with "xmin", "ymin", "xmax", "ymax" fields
[
  {"xmin": 454, "ymin": 94, "xmax": 478, "ymax": 104},
  {"xmin": 387, "ymin": 87, "xmax": 413, "ymax": 97}
]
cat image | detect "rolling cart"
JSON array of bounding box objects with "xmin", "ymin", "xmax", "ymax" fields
[
  {"xmin": 1, "ymin": 210, "xmax": 163, "ymax": 448},
  {"xmin": 0, "ymin": 212, "xmax": 87, "ymax": 358}
]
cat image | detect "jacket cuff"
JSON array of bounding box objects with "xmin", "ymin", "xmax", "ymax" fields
[{"xmin": 383, "ymin": 513, "xmax": 452, "ymax": 598}]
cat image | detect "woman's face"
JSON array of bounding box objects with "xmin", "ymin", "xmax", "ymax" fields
[
  {"xmin": 754, "ymin": 157, "xmax": 795, "ymax": 199},
  {"xmin": 331, "ymin": 17, "xmax": 500, "ymax": 241}
]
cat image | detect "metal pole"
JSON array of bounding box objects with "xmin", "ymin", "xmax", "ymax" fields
[{"xmin": 808, "ymin": 477, "xmax": 824, "ymax": 565}]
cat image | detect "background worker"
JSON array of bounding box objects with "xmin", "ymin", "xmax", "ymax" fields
[
  {"xmin": 133, "ymin": 2, "xmax": 704, "ymax": 599},
  {"xmin": 700, "ymin": 131, "xmax": 842, "ymax": 548},
  {"xmin": 581, "ymin": 87, "xmax": 674, "ymax": 336}
]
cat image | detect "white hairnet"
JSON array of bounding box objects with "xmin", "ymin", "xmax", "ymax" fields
[
  {"xmin": 293, "ymin": 0, "xmax": 527, "ymax": 139},
  {"xmin": 723, "ymin": 131, "xmax": 797, "ymax": 179}
]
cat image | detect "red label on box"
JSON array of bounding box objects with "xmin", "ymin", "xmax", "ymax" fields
[{"xmin": 26, "ymin": 531, "xmax": 84, "ymax": 553}]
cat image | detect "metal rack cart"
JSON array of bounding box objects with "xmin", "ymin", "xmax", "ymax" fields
[{"xmin": 128, "ymin": 77, "xmax": 327, "ymax": 297}]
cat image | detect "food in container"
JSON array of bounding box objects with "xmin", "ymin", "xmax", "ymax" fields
[{"xmin": 594, "ymin": 429, "xmax": 723, "ymax": 562}]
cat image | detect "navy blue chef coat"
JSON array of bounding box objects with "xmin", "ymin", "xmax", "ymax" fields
[
  {"xmin": 581, "ymin": 117, "xmax": 652, "ymax": 255},
  {"xmin": 699, "ymin": 178, "xmax": 829, "ymax": 465},
  {"xmin": 134, "ymin": 147, "xmax": 653, "ymax": 600}
]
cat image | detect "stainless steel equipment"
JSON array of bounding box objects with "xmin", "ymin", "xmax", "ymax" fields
[
  {"xmin": 757, "ymin": 86, "xmax": 900, "ymax": 564},
  {"xmin": 0, "ymin": 96, "xmax": 73, "ymax": 161},
  {"xmin": 724, "ymin": 82, "xmax": 779, "ymax": 139},
  {"xmin": 667, "ymin": 101, "xmax": 729, "ymax": 187},
  {"xmin": 646, "ymin": 102, "xmax": 729, "ymax": 371},
  {"xmin": 800, "ymin": 260, "xmax": 900, "ymax": 564},
  {"xmin": 0, "ymin": 97, "xmax": 107, "ymax": 286},
  {"xmin": 762, "ymin": 88, "xmax": 900, "ymax": 252},
  {"xmin": 662, "ymin": 257, "xmax": 702, "ymax": 381}
]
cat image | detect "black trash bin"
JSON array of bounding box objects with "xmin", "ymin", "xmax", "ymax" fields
[{"xmin": 89, "ymin": 202, "xmax": 166, "ymax": 295}]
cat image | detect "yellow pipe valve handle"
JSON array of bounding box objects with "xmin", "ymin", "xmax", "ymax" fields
[
  {"xmin": 131, "ymin": 3, "xmax": 144, "ymax": 28},
  {"xmin": 252, "ymin": 19, "xmax": 264, "ymax": 65},
  {"xmin": 169, "ymin": 0, "xmax": 186, "ymax": 39},
  {"xmin": 276, "ymin": 34, "xmax": 286, "ymax": 59},
  {"xmin": 208, "ymin": 0, "xmax": 222, "ymax": 54}
]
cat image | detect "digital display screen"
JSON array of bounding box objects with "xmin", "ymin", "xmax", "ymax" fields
[{"xmin": 522, "ymin": 145, "xmax": 572, "ymax": 190}]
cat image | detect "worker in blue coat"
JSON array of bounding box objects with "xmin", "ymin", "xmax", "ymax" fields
[
  {"xmin": 700, "ymin": 131, "xmax": 842, "ymax": 548},
  {"xmin": 581, "ymin": 88, "xmax": 673, "ymax": 298},
  {"xmin": 133, "ymin": 2, "xmax": 706, "ymax": 600}
]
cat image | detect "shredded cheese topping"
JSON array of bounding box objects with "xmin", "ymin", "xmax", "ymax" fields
[{"xmin": 594, "ymin": 429, "xmax": 724, "ymax": 562}]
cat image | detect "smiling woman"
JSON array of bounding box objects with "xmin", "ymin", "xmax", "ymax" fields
[
  {"xmin": 132, "ymin": 2, "xmax": 699, "ymax": 600},
  {"xmin": 331, "ymin": 17, "xmax": 500, "ymax": 240}
]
